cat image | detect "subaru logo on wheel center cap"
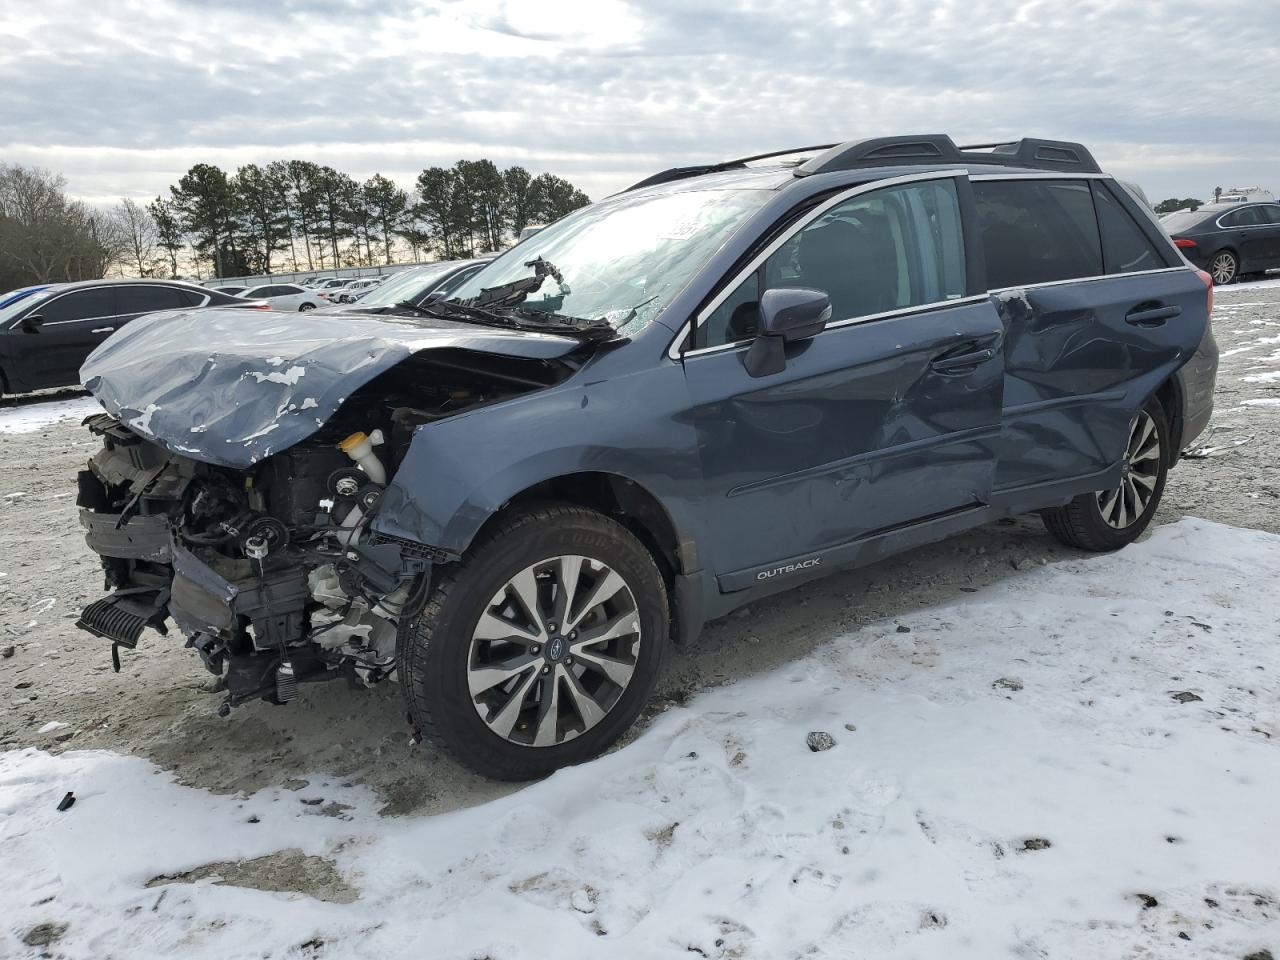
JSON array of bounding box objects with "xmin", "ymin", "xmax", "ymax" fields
[{"xmin": 547, "ymin": 637, "xmax": 565, "ymax": 661}]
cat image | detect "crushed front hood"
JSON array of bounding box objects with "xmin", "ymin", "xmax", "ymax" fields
[{"xmin": 81, "ymin": 307, "xmax": 584, "ymax": 468}]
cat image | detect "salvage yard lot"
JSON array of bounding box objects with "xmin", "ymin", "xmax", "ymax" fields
[{"xmin": 3, "ymin": 283, "xmax": 1279, "ymax": 958}]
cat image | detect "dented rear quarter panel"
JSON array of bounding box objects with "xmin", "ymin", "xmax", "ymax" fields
[{"xmin": 994, "ymin": 268, "xmax": 1209, "ymax": 490}]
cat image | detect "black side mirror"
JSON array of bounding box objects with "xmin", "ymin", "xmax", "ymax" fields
[
  {"xmin": 20, "ymin": 314, "xmax": 44, "ymax": 333},
  {"xmin": 743, "ymin": 288, "xmax": 831, "ymax": 378}
]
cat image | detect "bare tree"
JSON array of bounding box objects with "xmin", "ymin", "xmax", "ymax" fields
[
  {"xmin": 112, "ymin": 198, "xmax": 158, "ymax": 276},
  {"xmin": 0, "ymin": 164, "xmax": 115, "ymax": 287}
]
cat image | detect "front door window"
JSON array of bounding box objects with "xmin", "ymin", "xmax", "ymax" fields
[{"xmin": 700, "ymin": 178, "xmax": 967, "ymax": 348}]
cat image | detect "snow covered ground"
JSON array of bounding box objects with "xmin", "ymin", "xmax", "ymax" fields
[
  {"xmin": 4, "ymin": 518, "xmax": 1279, "ymax": 959},
  {"xmin": 0, "ymin": 394, "xmax": 101, "ymax": 434}
]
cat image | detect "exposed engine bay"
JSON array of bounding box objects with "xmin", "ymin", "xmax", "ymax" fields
[{"xmin": 74, "ymin": 349, "xmax": 575, "ymax": 714}]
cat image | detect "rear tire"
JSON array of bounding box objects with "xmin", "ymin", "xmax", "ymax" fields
[
  {"xmin": 400, "ymin": 503, "xmax": 669, "ymax": 780},
  {"xmin": 1209, "ymin": 249, "xmax": 1238, "ymax": 285},
  {"xmin": 1040, "ymin": 398, "xmax": 1169, "ymax": 552},
  {"xmin": 299, "ymin": 302, "xmax": 316, "ymax": 312}
]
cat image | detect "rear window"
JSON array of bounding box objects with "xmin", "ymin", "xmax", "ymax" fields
[
  {"xmin": 1160, "ymin": 209, "xmax": 1212, "ymax": 233},
  {"xmin": 117, "ymin": 285, "xmax": 193, "ymax": 314},
  {"xmin": 1092, "ymin": 184, "xmax": 1169, "ymax": 274},
  {"xmin": 1220, "ymin": 207, "xmax": 1265, "ymax": 228},
  {"xmin": 974, "ymin": 180, "xmax": 1103, "ymax": 288}
]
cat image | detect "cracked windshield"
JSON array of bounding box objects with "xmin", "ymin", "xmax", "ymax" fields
[{"xmin": 446, "ymin": 188, "xmax": 771, "ymax": 334}]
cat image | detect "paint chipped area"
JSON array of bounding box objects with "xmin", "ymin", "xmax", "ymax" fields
[
  {"xmin": 237, "ymin": 422, "xmax": 281, "ymax": 443},
  {"xmin": 127, "ymin": 403, "xmax": 162, "ymax": 435},
  {"xmin": 249, "ymin": 366, "xmax": 307, "ymax": 386}
]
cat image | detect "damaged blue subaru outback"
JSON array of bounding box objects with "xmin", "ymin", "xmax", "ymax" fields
[{"xmin": 75, "ymin": 136, "xmax": 1218, "ymax": 780}]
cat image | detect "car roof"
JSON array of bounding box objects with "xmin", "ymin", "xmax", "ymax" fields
[
  {"xmin": 0, "ymin": 284, "xmax": 52, "ymax": 307},
  {"xmin": 618, "ymin": 157, "xmax": 1104, "ymax": 205},
  {"xmin": 1196, "ymin": 201, "xmax": 1277, "ymax": 213},
  {"xmin": 29, "ymin": 277, "xmax": 210, "ymax": 293},
  {"xmin": 620, "ymin": 136, "xmax": 1113, "ymax": 203}
]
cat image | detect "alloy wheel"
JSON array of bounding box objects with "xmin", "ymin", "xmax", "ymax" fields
[
  {"xmin": 1096, "ymin": 410, "xmax": 1161, "ymax": 529},
  {"xmin": 1210, "ymin": 251, "xmax": 1237, "ymax": 285},
  {"xmin": 467, "ymin": 555, "xmax": 642, "ymax": 747}
]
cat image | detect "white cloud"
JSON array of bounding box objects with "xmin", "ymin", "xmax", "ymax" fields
[{"xmin": 0, "ymin": 0, "xmax": 1275, "ymax": 203}]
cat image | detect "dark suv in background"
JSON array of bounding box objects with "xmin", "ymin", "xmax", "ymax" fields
[
  {"xmin": 74, "ymin": 135, "xmax": 1217, "ymax": 780},
  {"xmin": 1163, "ymin": 200, "xmax": 1280, "ymax": 284},
  {"xmin": 0, "ymin": 279, "xmax": 262, "ymax": 395}
]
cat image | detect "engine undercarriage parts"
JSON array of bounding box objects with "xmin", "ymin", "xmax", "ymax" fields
[
  {"xmin": 75, "ymin": 409, "xmax": 438, "ymax": 715},
  {"xmin": 76, "ymin": 587, "xmax": 170, "ymax": 648}
]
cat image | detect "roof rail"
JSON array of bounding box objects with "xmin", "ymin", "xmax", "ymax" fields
[
  {"xmin": 623, "ymin": 144, "xmax": 837, "ymax": 192},
  {"xmin": 793, "ymin": 135, "xmax": 1101, "ymax": 177}
]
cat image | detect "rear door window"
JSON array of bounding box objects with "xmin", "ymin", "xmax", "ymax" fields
[
  {"xmin": 1260, "ymin": 205, "xmax": 1280, "ymax": 225},
  {"xmin": 973, "ymin": 180, "xmax": 1103, "ymax": 288},
  {"xmin": 1220, "ymin": 207, "xmax": 1264, "ymax": 227},
  {"xmin": 36, "ymin": 288, "xmax": 117, "ymax": 323},
  {"xmin": 1091, "ymin": 183, "xmax": 1169, "ymax": 274},
  {"xmin": 117, "ymin": 285, "xmax": 194, "ymax": 314}
]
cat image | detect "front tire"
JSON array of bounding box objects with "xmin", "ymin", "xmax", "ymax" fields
[
  {"xmin": 400, "ymin": 503, "xmax": 669, "ymax": 780},
  {"xmin": 1210, "ymin": 249, "xmax": 1238, "ymax": 285},
  {"xmin": 1040, "ymin": 398, "xmax": 1169, "ymax": 551}
]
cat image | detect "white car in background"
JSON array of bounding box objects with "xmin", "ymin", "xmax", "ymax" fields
[
  {"xmin": 314, "ymin": 279, "xmax": 361, "ymax": 302},
  {"xmin": 310, "ymin": 278, "xmax": 349, "ymax": 294},
  {"xmin": 238, "ymin": 283, "xmax": 326, "ymax": 311},
  {"xmin": 333, "ymin": 278, "xmax": 383, "ymax": 302}
]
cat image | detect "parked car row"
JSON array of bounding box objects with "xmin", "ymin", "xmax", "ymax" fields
[{"xmin": 295, "ymin": 275, "xmax": 388, "ymax": 303}]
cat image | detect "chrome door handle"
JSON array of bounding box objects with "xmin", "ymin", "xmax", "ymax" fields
[{"xmin": 92, "ymin": 326, "xmax": 115, "ymax": 334}]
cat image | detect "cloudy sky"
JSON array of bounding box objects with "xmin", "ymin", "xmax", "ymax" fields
[{"xmin": 1, "ymin": 0, "xmax": 1276, "ymax": 205}]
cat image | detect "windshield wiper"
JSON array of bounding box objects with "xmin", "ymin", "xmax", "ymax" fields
[
  {"xmin": 395, "ymin": 300, "xmax": 437, "ymax": 317},
  {"xmin": 399, "ymin": 297, "xmax": 616, "ymax": 341},
  {"xmin": 609, "ymin": 294, "xmax": 660, "ymax": 328},
  {"xmin": 462, "ymin": 256, "xmax": 570, "ymax": 309}
]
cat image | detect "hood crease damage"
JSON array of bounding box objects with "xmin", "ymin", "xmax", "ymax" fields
[{"xmin": 81, "ymin": 306, "xmax": 584, "ymax": 468}]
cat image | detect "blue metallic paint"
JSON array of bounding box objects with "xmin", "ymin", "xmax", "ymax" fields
[{"xmin": 370, "ymin": 167, "xmax": 1211, "ymax": 642}]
